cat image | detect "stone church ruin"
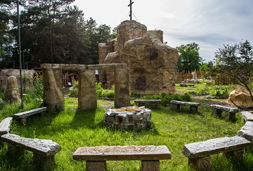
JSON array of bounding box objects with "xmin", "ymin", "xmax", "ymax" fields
[{"xmin": 99, "ymin": 20, "xmax": 178, "ymax": 95}]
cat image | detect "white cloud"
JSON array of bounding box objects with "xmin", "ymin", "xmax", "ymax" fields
[{"xmin": 74, "ymin": 0, "xmax": 253, "ymax": 61}]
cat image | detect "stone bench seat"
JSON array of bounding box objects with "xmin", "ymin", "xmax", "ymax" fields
[
  {"xmin": 210, "ymin": 104, "xmax": 239, "ymax": 122},
  {"xmin": 241, "ymin": 111, "xmax": 253, "ymax": 122},
  {"xmin": 134, "ymin": 99, "xmax": 161, "ymax": 108},
  {"xmin": 238, "ymin": 121, "xmax": 253, "ymax": 142},
  {"xmin": 13, "ymin": 107, "xmax": 47, "ymax": 125},
  {"xmin": 0, "ymin": 117, "xmax": 12, "ymax": 136},
  {"xmin": 182, "ymin": 136, "xmax": 251, "ymax": 170},
  {"xmin": 170, "ymin": 100, "xmax": 200, "ymax": 113},
  {"xmin": 1, "ymin": 134, "xmax": 61, "ymax": 170},
  {"xmin": 73, "ymin": 145, "xmax": 171, "ymax": 171}
]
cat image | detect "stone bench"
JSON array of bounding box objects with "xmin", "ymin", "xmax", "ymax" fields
[
  {"xmin": 73, "ymin": 145, "xmax": 171, "ymax": 171},
  {"xmin": 241, "ymin": 111, "xmax": 253, "ymax": 122},
  {"xmin": 134, "ymin": 99, "xmax": 161, "ymax": 108},
  {"xmin": 170, "ymin": 100, "xmax": 200, "ymax": 113},
  {"xmin": 0, "ymin": 117, "xmax": 13, "ymax": 136},
  {"xmin": 1, "ymin": 134, "xmax": 61, "ymax": 171},
  {"xmin": 210, "ymin": 104, "xmax": 239, "ymax": 122},
  {"xmin": 182, "ymin": 136, "xmax": 251, "ymax": 171},
  {"xmin": 13, "ymin": 107, "xmax": 47, "ymax": 125},
  {"xmin": 238, "ymin": 121, "xmax": 253, "ymax": 142}
]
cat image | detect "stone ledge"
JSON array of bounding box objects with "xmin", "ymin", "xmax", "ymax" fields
[
  {"xmin": 238, "ymin": 121, "xmax": 253, "ymax": 142},
  {"xmin": 73, "ymin": 145, "xmax": 171, "ymax": 161},
  {"xmin": 0, "ymin": 117, "xmax": 12, "ymax": 135},
  {"xmin": 241, "ymin": 111, "xmax": 253, "ymax": 122},
  {"xmin": 210, "ymin": 104, "xmax": 239, "ymax": 113},
  {"xmin": 13, "ymin": 107, "xmax": 47, "ymax": 119},
  {"xmin": 170, "ymin": 100, "xmax": 200, "ymax": 106}
]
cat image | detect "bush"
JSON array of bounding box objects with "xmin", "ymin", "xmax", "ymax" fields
[{"xmin": 209, "ymin": 86, "xmax": 229, "ymax": 98}]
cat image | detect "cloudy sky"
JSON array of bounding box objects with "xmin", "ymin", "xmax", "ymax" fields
[{"xmin": 74, "ymin": 0, "xmax": 253, "ymax": 62}]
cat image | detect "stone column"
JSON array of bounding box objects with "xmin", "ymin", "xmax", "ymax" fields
[
  {"xmin": 114, "ymin": 67, "xmax": 130, "ymax": 108},
  {"xmin": 43, "ymin": 69, "xmax": 64, "ymax": 112},
  {"xmin": 78, "ymin": 70, "xmax": 97, "ymax": 110}
]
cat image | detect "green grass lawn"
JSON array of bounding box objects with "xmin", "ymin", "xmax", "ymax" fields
[{"xmin": 0, "ymin": 97, "xmax": 253, "ymax": 171}]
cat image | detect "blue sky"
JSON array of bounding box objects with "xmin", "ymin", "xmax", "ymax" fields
[{"xmin": 74, "ymin": 0, "xmax": 253, "ymax": 62}]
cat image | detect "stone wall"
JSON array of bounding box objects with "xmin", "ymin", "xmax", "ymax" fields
[{"xmin": 99, "ymin": 20, "xmax": 178, "ymax": 94}]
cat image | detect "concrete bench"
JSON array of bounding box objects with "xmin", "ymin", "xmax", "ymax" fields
[
  {"xmin": 0, "ymin": 117, "xmax": 13, "ymax": 136},
  {"xmin": 134, "ymin": 99, "xmax": 161, "ymax": 108},
  {"xmin": 238, "ymin": 121, "xmax": 253, "ymax": 142},
  {"xmin": 1, "ymin": 134, "xmax": 61, "ymax": 171},
  {"xmin": 182, "ymin": 136, "xmax": 251, "ymax": 171},
  {"xmin": 170, "ymin": 100, "xmax": 200, "ymax": 113},
  {"xmin": 241, "ymin": 111, "xmax": 253, "ymax": 122},
  {"xmin": 73, "ymin": 145, "xmax": 171, "ymax": 171},
  {"xmin": 13, "ymin": 107, "xmax": 47, "ymax": 125},
  {"xmin": 210, "ymin": 105, "xmax": 239, "ymax": 122}
]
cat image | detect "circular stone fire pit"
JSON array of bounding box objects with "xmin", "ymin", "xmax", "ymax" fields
[{"xmin": 104, "ymin": 106, "xmax": 152, "ymax": 131}]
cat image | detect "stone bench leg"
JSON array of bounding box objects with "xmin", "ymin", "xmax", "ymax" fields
[
  {"xmin": 172, "ymin": 104, "xmax": 180, "ymax": 111},
  {"xmin": 224, "ymin": 112, "xmax": 236, "ymax": 122},
  {"xmin": 190, "ymin": 106, "xmax": 198, "ymax": 113},
  {"xmin": 86, "ymin": 160, "xmax": 106, "ymax": 171},
  {"xmin": 212, "ymin": 108, "xmax": 222, "ymax": 117},
  {"xmin": 7, "ymin": 144, "xmax": 24, "ymax": 160},
  {"xmin": 224, "ymin": 149, "xmax": 244, "ymax": 162},
  {"xmin": 21, "ymin": 118, "xmax": 27, "ymax": 125},
  {"xmin": 141, "ymin": 160, "xmax": 159, "ymax": 171},
  {"xmin": 189, "ymin": 156, "xmax": 211, "ymax": 171},
  {"xmin": 33, "ymin": 154, "xmax": 55, "ymax": 171}
]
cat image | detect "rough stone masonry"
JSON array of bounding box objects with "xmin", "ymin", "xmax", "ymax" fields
[{"xmin": 99, "ymin": 20, "xmax": 178, "ymax": 95}]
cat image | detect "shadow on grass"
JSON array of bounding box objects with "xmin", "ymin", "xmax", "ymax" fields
[{"xmin": 70, "ymin": 109, "xmax": 97, "ymax": 129}]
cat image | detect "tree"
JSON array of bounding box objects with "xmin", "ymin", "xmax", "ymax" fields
[
  {"xmin": 176, "ymin": 43, "xmax": 202, "ymax": 73},
  {"xmin": 215, "ymin": 40, "xmax": 253, "ymax": 104},
  {"xmin": 200, "ymin": 61, "xmax": 215, "ymax": 79}
]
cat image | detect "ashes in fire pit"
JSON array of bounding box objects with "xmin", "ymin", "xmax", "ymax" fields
[{"xmin": 104, "ymin": 106, "xmax": 152, "ymax": 131}]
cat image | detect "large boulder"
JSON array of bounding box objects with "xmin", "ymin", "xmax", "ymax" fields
[
  {"xmin": 228, "ymin": 86, "xmax": 253, "ymax": 107},
  {"xmin": 3, "ymin": 76, "xmax": 21, "ymax": 103}
]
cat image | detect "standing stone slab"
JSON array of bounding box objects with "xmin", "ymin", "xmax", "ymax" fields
[
  {"xmin": 141, "ymin": 160, "xmax": 160, "ymax": 171},
  {"xmin": 3, "ymin": 76, "xmax": 21, "ymax": 103},
  {"xmin": 238, "ymin": 121, "xmax": 253, "ymax": 141},
  {"xmin": 86, "ymin": 161, "xmax": 106, "ymax": 171},
  {"xmin": 0, "ymin": 117, "xmax": 12, "ymax": 135},
  {"xmin": 188, "ymin": 156, "xmax": 211, "ymax": 171},
  {"xmin": 78, "ymin": 70, "xmax": 97, "ymax": 110},
  {"xmin": 182, "ymin": 136, "xmax": 251, "ymax": 158},
  {"xmin": 43, "ymin": 69, "xmax": 64, "ymax": 112},
  {"xmin": 114, "ymin": 68, "xmax": 130, "ymax": 108}
]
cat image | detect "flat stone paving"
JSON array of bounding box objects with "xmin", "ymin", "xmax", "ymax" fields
[
  {"xmin": 0, "ymin": 117, "xmax": 12, "ymax": 135},
  {"xmin": 73, "ymin": 145, "xmax": 171, "ymax": 161},
  {"xmin": 1, "ymin": 134, "xmax": 61, "ymax": 156},
  {"xmin": 182, "ymin": 136, "xmax": 251, "ymax": 158},
  {"xmin": 238, "ymin": 121, "xmax": 253, "ymax": 141}
]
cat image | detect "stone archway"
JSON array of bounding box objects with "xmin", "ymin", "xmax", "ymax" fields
[{"xmin": 41, "ymin": 63, "xmax": 130, "ymax": 112}]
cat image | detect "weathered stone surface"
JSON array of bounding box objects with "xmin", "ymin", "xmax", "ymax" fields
[
  {"xmin": 0, "ymin": 69, "xmax": 36, "ymax": 90},
  {"xmin": 241, "ymin": 111, "xmax": 253, "ymax": 122},
  {"xmin": 73, "ymin": 145, "xmax": 171, "ymax": 161},
  {"xmin": 189, "ymin": 156, "xmax": 211, "ymax": 171},
  {"xmin": 99, "ymin": 20, "xmax": 178, "ymax": 95},
  {"xmin": 134, "ymin": 99, "xmax": 161, "ymax": 108},
  {"xmin": 228, "ymin": 86, "xmax": 253, "ymax": 108},
  {"xmin": 210, "ymin": 104, "xmax": 239, "ymax": 113},
  {"xmin": 78, "ymin": 70, "xmax": 97, "ymax": 110},
  {"xmin": 171, "ymin": 100, "xmax": 200, "ymax": 106},
  {"xmin": 238, "ymin": 121, "xmax": 253, "ymax": 141},
  {"xmin": 141, "ymin": 160, "xmax": 160, "ymax": 171},
  {"xmin": 13, "ymin": 107, "xmax": 47, "ymax": 119},
  {"xmin": 104, "ymin": 106, "xmax": 151, "ymax": 131},
  {"xmin": 114, "ymin": 68, "xmax": 130, "ymax": 108},
  {"xmin": 86, "ymin": 161, "xmax": 106, "ymax": 171},
  {"xmin": 1, "ymin": 134, "xmax": 61, "ymax": 156},
  {"xmin": 43, "ymin": 69, "xmax": 64, "ymax": 112},
  {"xmin": 182, "ymin": 136, "xmax": 251, "ymax": 158},
  {"xmin": 3, "ymin": 76, "xmax": 21, "ymax": 103},
  {"xmin": 0, "ymin": 117, "xmax": 12, "ymax": 135}
]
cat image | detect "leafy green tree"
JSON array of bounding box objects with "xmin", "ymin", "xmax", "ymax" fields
[
  {"xmin": 176, "ymin": 42, "xmax": 202, "ymax": 73},
  {"xmin": 215, "ymin": 40, "xmax": 253, "ymax": 103}
]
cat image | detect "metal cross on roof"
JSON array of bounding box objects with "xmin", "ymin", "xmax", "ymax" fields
[{"xmin": 128, "ymin": 0, "xmax": 134, "ymax": 21}]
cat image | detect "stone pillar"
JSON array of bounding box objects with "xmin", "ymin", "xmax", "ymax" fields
[
  {"xmin": 86, "ymin": 161, "xmax": 106, "ymax": 171},
  {"xmin": 43, "ymin": 69, "xmax": 64, "ymax": 112},
  {"xmin": 114, "ymin": 67, "xmax": 130, "ymax": 108},
  {"xmin": 141, "ymin": 160, "xmax": 160, "ymax": 171},
  {"xmin": 3, "ymin": 76, "xmax": 21, "ymax": 103},
  {"xmin": 78, "ymin": 70, "xmax": 97, "ymax": 110}
]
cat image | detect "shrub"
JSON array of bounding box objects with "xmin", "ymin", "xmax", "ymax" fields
[{"xmin": 209, "ymin": 86, "xmax": 229, "ymax": 98}]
